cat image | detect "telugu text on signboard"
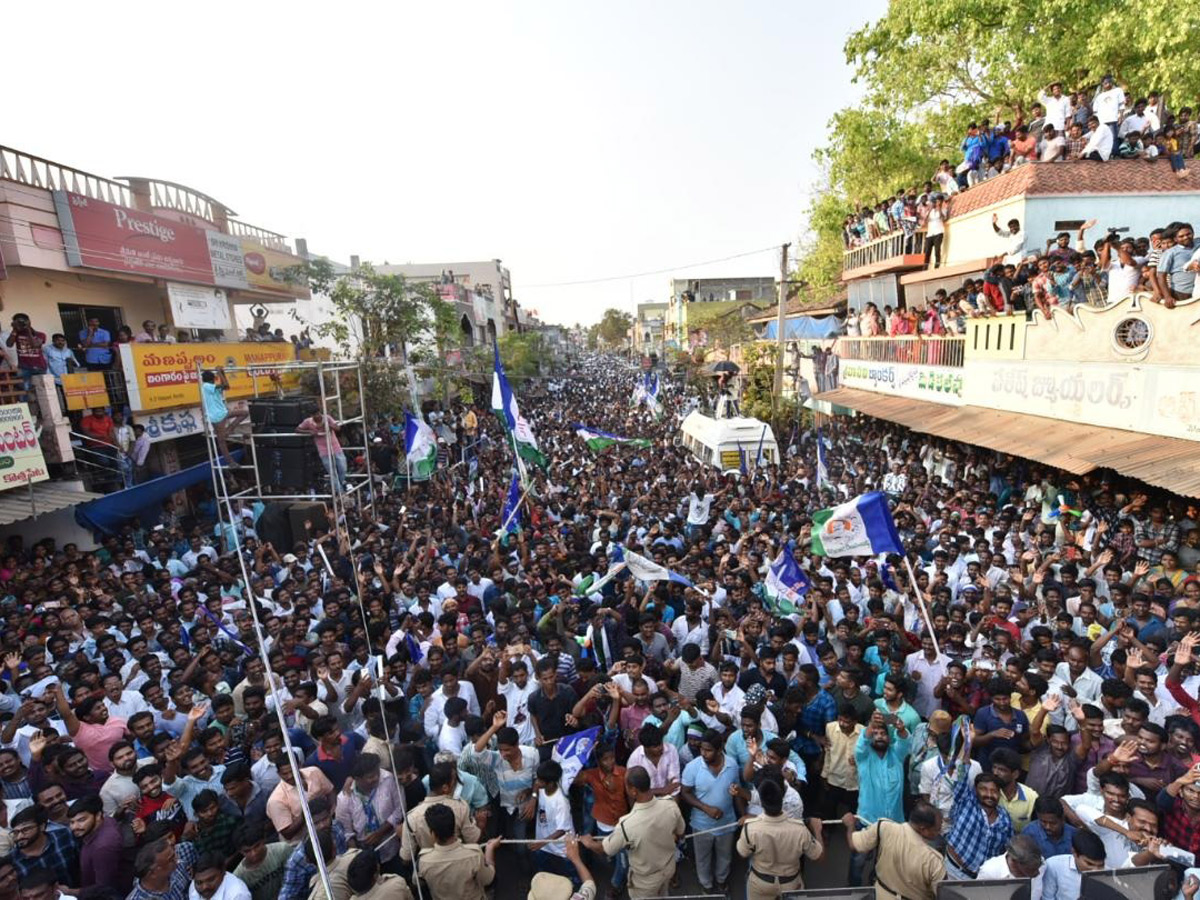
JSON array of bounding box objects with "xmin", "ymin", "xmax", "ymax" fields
[
  {"xmin": 120, "ymin": 342, "xmax": 299, "ymax": 412},
  {"xmin": 0, "ymin": 403, "xmax": 49, "ymax": 490}
]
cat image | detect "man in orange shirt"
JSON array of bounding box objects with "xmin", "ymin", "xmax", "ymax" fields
[{"xmin": 575, "ymin": 744, "xmax": 630, "ymax": 894}]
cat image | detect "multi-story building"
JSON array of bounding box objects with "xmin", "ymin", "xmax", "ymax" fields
[
  {"xmin": 664, "ymin": 276, "xmax": 775, "ymax": 349},
  {"xmin": 372, "ymin": 260, "xmax": 523, "ymax": 341},
  {"xmin": 633, "ymin": 302, "xmax": 668, "ymax": 356},
  {"xmin": 823, "ymin": 160, "xmax": 1200, "ymax": 499},
  {"xmin": 0, "ymin": 144, "xmax": 310, "ymax": 539}
]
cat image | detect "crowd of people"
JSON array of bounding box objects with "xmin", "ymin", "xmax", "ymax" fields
[
  {"xmin": 0, "ymin": 354, "xmax": 1199, "ymax": 900},
  {"xmin": 842, "ymin": 215, "xmax": 1198, "ymax": 345},
  {"xmin": 843, "ymin": 78, "xmax": 1199, "ymax": 268}
]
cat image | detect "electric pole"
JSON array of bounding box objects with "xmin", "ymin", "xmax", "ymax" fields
[{"xmin": 773, "ymin": 242, "xmax": 790, "ymax": 395}]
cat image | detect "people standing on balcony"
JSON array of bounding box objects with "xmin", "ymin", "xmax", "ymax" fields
[
  {"xmin": 130, "ymin": 424, "xmax": 151, "ymax": 484},
  {"xmin": 135, "ymin": 321, "xmax": 159, "ymax": 343},
  {"xmin": 157, "ymin": 324, "xmax": 177, "ymax": 344},
  {"xmin": 1092, "ymin": 75, "xmax": 1127, "ymax": 145},
  {"xmin": 5, "ymin": 314, "xmax": 48, "ymax": 390},
  {"xmin": 1040, "ymin": 82, "xmax": 1073, "ymax": 133},
  {"xmin": 43, "ymin": 334, "xmax": 80, "ymax": 385},
  {"xmin": 77, "ymin": 316, "xmax": 113, "ymax": 371},
  {"xmin": 924, "ymin": 196, "xmax": 946, "ymax": 269}
]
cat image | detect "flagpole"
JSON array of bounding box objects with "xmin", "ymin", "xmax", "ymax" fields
[
  {"xmin": 902, "ymin": 555, "xmax": 941, "ymax": 656},
  {"xmin": 498, "ymin": 480, "xmax": 533, "ymax": 536}
]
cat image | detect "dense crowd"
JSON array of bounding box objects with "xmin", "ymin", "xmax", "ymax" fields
[
  {"xmin": 0, "ymin": 354, "xmax": 1199, "ymax": 900},
  {"xmin": 842, "ymin": 215, "xmax": 1198, "ymax": 345}
]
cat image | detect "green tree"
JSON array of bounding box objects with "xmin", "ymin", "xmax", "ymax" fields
[{"xmin": 597, "ymin": 308, "xmax": 633, "ymax": 348}]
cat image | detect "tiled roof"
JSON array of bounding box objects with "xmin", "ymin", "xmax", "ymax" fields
[
  {"xmin": 948, "ymin": 160, "xmax": 1200, "ymax": 219},
  {"xmin": 748, "ymin": 288, "xmax": 848, "ymax": 322}
]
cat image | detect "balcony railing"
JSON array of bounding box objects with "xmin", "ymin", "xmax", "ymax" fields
[
  {"xmin": 0, "ymin": 145, "xmax": 133, "ymax": 206},
  {"xmin": 843, "ymin": 229, "xmax": 926, "ymax": 273},
  {"xmin": 838, "ymin": 335, "xmax": 965, "ymax": 368},
  {"xmin": 227, "ymin": 219, "xmax": 292, "ymax": 253}
]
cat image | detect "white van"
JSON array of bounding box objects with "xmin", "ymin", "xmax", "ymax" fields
[{"xmin": 679, "ymin": 411, "xmax": 779, "ymax": 472}]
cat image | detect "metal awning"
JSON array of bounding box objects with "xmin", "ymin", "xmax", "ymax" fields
[
  {"xmin": 819, "ymin": 387, "xmax": 1200, "ymax": 498},
  {"xmin": 0, "ymin": 481, "xmax": 105, "ymax": 526}
]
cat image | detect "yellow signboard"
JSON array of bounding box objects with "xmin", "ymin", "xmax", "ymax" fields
[
  {"xmin": 0, "ymin": 403, "xmax": 49, "ymax": 490},
  {"xmin": 61, "ymin": 372, "xmax": 111, "ymax": 411},
  {"xmin": 120, "ymin": 342, "xmax": 299, "ymax": 412},
  {"xmin": 240, "ymin": 239, "xmax": 310, "ymax": 297}
]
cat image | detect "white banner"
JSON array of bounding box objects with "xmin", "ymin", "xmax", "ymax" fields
[
  {"xmin": 167, "ymin": 283, "xmax": 232, "ymax": 330},
  {"xmin": 838, "ymin": 361, "xmax": 965, "ymax": 406},
  {"xmin": 133, "ymin": 407, "xmax": 205, "ymax": 443}
]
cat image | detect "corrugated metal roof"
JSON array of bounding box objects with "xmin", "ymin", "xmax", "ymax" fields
[
  {"xmin": 0, "ymin": 481, "xmax": 105, "ymax": 526},
  {"xmin": 819, "ymin": 387, "xmax": 1200, "ymax": 498}
]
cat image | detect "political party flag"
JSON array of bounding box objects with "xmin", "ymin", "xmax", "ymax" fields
[
  {"xmin": 403, "ymin": 412, "xmax": 438, "ymax": 481},
  {"xmin": 763, "ymin": 542, "xmax": 810, "ymax": 615},
  {"xmin": 491, "ymin": 341, "xmax": 548, "ymax": 471},
  {"xmin": 755, "ymin": 424, "xmax": 768, "ymax": 467},
  {"xmin": 811, "ymin": 491, "xmax": 904, "ymax": 558},
  {"xmin": 619, "ymin": 545, "xmax": 693, "ymax": 587},
  {"xmin": 816, "ymin": 427, "xmax": 832, "ymax": 490},
  {"xmin": 739, "ymin": 447, "xmax": 748, "ymax": 476},
  {"xmin": 499, "ymin": 469, "xmax": 522, "ymax": 535},
  {"xmin": 572, "ymin": 424, "xmax": 652, "ymax": 454},
  {"xmin": 631, "ymin": 372, "xmax": 662, "ymax": 419},
  {"xmin": 552, "ymin": 726, "xmax": 601, "ymax": 793}
]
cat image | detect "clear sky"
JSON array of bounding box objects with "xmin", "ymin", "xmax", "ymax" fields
[{"xmin": 4, "ymin": 1, "xmax": 883, "ymax": 326}]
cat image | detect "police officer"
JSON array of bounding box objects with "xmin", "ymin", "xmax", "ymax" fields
[
  {"xmin": 418, "ymin": 804, "xmax": 502, "ymax": 900},
  {"xmin": 843, "ymin": 801, "xmax": 947, "ymax": 900},
  {"xmin": 736, "ymin": 778, "xmax": 825, "ymax": 899},
  {"xmin": 580, "ymin": 766, "xmax": 685, "ymax": 898}
]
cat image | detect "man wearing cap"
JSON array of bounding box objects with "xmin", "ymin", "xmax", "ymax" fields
[
  {"xmin": 527, "ymin": 836, "xmax": 596, "ymax": 900},
  {"xmin": 581, "ymin": 766, "xmax": 685, "ymax": 898},
  {"xmin": 736, "ymin": 779, "xmax": 825, "ymax": 899},
  {"xmin": 843, "ymin": 801, "xmax": 947, "ymax": 900}
]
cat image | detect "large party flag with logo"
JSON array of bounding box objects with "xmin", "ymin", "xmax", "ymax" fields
[
  {"xmin": 811, "ymin": 491, "xmax": 903, "ymax": 558},
  {"xmin": 403, "ymin": 412, "xmax": 437, "ymax": 481},
  {"xmin": 816, "ymin": 427, "xmax": 832, "ymax": 490},
  {"xmin": 764, "ymin": 542, "xmax": 810, "ymax": 615},
  {"xmin": 572, "ymin": 424, "xmax": 652, "ymax": 453},
  {"xmin": 553, "ymin": 726, "xmax": 601, "ymax": 793},
  {"xmin": 491, "ymin": 341, "xmax": 548, "ymax": 471},
  {"xmin": 619, "ymin": 545, "xmax": 693, "ymax": 587}
]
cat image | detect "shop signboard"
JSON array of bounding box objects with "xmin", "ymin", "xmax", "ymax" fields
[
  {"xmin": 0, "ymin": 403, "xmax": 49, "ymax": 489},
  {"xmin": 120, "ymin": 342, "xmax": 299, "ymax": 412}
]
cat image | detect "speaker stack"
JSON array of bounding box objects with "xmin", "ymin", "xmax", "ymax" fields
[{"xmin": 249, "ymin": 398, "xmax": 323, "ymax": 493}]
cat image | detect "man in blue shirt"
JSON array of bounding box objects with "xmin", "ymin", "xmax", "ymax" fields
[
  {"xmin": 1022, "ymin": 796, "xmax": 1077, "ymax": 859},
  {"xmin": 1042, "ymin": 829, "xmax": 1107, "ymax": 900},
  {"xmin": 972, "ymin": 677, "xmax": 1030, "ymax": 769},
  {"xmin": 681, "ymin": 728, "xmax": 740, "ymax": 894},
  {"xmin": 77, "ymin": 316, "xmax": 113, "ymax": 370},
  {"xmin": 1154, "ymin": 222, "xmax": 1195, "ymax": 305},
  {"xmin": 850, "ymin": 711, "xmax": 911, "ymax": 884}
]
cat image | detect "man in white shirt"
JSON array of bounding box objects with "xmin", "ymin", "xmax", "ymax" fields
[
  {"xmin": 102, "ymin": 673, "xmax": 149, "ymax": 720},
  {"xmin": 1039, "ymin": 83, "xmax": 1073, "ymax": 132},
  {"xmin": 1082, "ymin": 115, "xmax": 1114, "ymax": 161},
  {"xmin": 1119, "ymin": 98, "xmax": 1151, "ymax": 139},
  {"xmin": 992, "ymin": 215, "xmax": 1027, "ymax": 267},
  {"xmin": 1092, "ymin": 76, "xmax": 1127, "ymax": 140},
  {"xmin": 975, "ymin": 835, "xmax": 1044, "ymax": 897},
  {"xmin": 498, "ymin": 658, "xmax": 538, "ymax": 746},
  {"xmin": 882, "ymin": 462, "xmax": 907, "ymax": 496},
  {"xmin": 423, "ymin": 674, "xmax": 480, "ymax": 740}
]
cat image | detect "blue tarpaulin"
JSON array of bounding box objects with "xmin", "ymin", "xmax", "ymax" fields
[
  {"xmin": 74, "ymin": 453, "xmax": 241, "ymax": 535},
  {"xmin": 762, "ymin": 316, "xmax": 844, "ymax": 340}
]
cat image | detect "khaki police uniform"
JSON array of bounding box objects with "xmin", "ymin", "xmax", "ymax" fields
[
  {"xmin": 399, "ymin": 796, "xmax": 481, "ymax": 864},
  {"xmin": 735, "ymin": 813, "xmax": 823, "ymax": 900},
  {"xmin": 418, "ymin": 840, "xmax": 495, "ymax": 900},
  {"xmin": 601, "ymin": 797, "xmax": 686, "ymax": 899},
  {"xmin": 849, "ymin": 819, "xmax": 946, "ymax": 900}
]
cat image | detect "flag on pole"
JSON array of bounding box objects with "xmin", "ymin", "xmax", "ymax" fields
[
  {"xmin": 812, "ymin": 491, "xmax": 904, "ymax": 558},
  {"xmin": 572, "ymin": 424, "xmax": 652, "ymax": 453},
  {"xmin": 403, "ymin": 412, "xmax": 438, "ymax": 481},
  {"xmin": 880, "ymin": 561, "xmax": 901, "ymax": 593},
  {"xmin": 763, "ymin": 542, "xmax": 811, "ymax": 615},
  {"xmin": 618, "ymin": 545, "xmax": 693, "ymax": 587},
  {"xmin": 816, "ymin": 427, "xmax": 832, "ymax": 490},
  {"xmin": 499, "ymin": 469, "xmax": 522, "ymax": 535},
  {"xmin": 491, "ymin": 342, "xmax": 548, "ymax": 470},
  {"xmin": 739, "ymin": 448, "xmax": 748, "ymax": 476},
  {"xmin": 631, "ymin": 372, "xmax": 663, "ymax": 419},
  {"xmin": 755, "ymin": 424, "xmax": 768, "ymax": 467},
  {"xmin": 553, "ymin": 726, "xmax": 601, "ymax": 793}
]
